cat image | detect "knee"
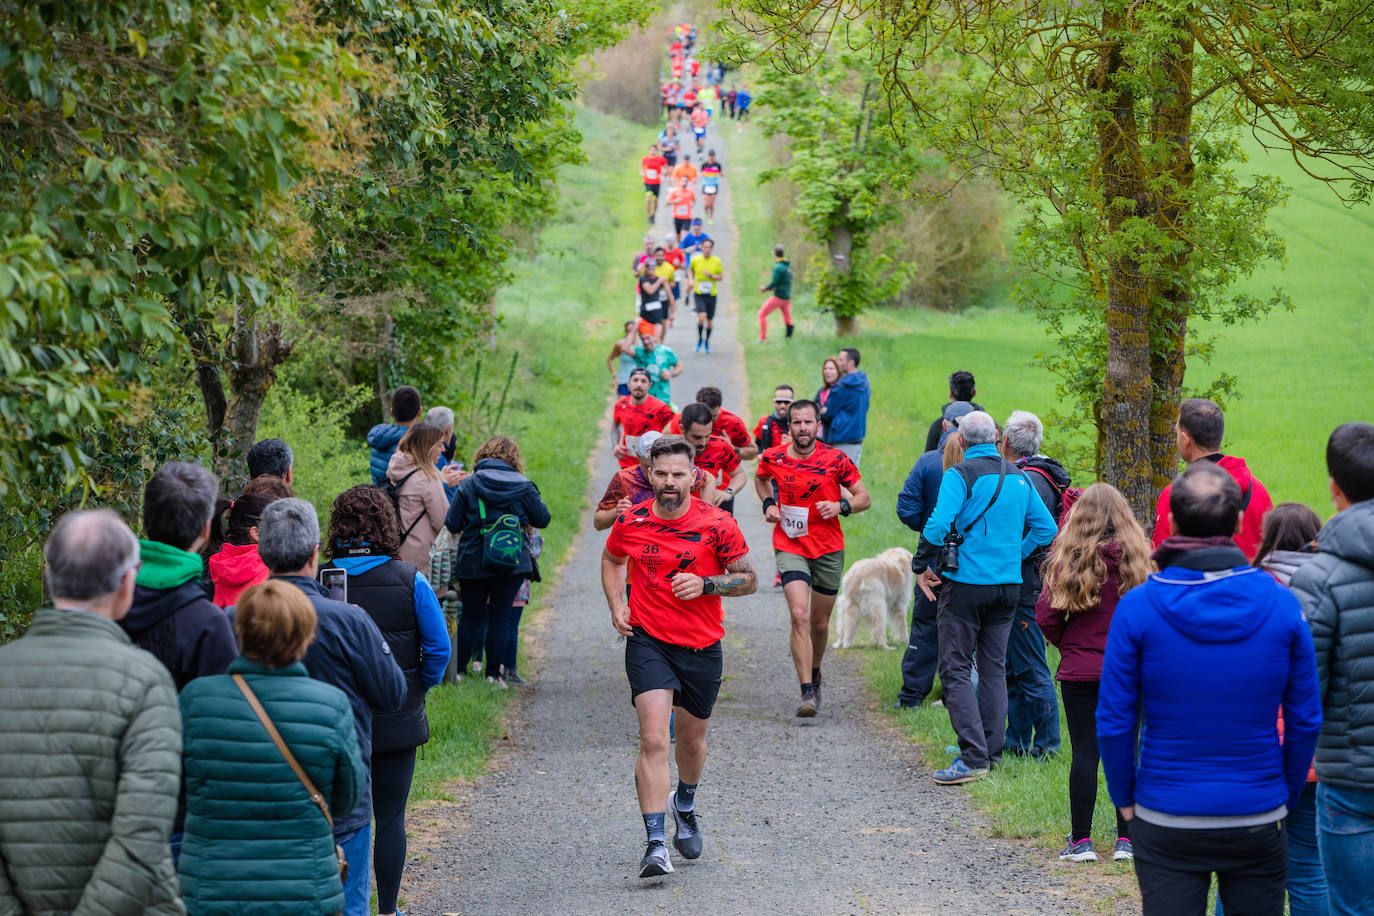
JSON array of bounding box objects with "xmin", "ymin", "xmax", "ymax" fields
[{"xmin": 640, "ymin": 730, "xmax": 670, "ymax": 759}]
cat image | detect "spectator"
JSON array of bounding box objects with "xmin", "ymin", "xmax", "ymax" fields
[
  {"xmin": 0, "ymin": 510, "xmax": 184, "ymax": 915},
  {"xmin": 753, "ymin": 384, "xmax": 795, "ymax": 453},
  {"xmin": 925, "ymin": 371, "xmax": 983, "ymax": 453},
  {"xmin": 999, "ymin": 410, "xmax": 1065, "ymax": 759},
  {"xmin": 246, "ymin": 437, "xmax": 294, "ymax": 487},
  {"xmin": 920, "ymin": 411, "xmax": 1057, "ymax": 784},
  {"xmin": 368, "ymin": 385, "xmax": 422, "ymax": 485},
  {"xmin": 757, "ymin": 244, "xmax": 794, "ymax": 342},
  {"xmin": 427, "ymin": 405, "xmax": 464, "ymax": 501},
  {"xmin": 121, "ymin": 462, "xmax": 237, "ymax": 689},
  {"xmin": 1291, "ymin": 421, "xmax": 1374, "ymax": 916},
  {"xmin": 594, "ymin": 430, "xmax": 715, "ymax": 531},
  {"xmin": 726, "ymin": 86, "xmax": 738, "ymax": 118},
  {"xmin": 503, "ymin": 527, "xmax": 544, "ymax": 687},
  {"xmin": 387, "ymin": 421, "xmax": 451, "ymax": 580},
  {"xmin": 1099, "ymin": 462, "xmax": 1320, "ymax": 915},
  {"xmin": 815, "ymin": 358, "xmax": 840, "ymax": 440},
  {"xmin": 1036, "ymin": 483, "xmax": 1154, "ymax": 863},
  {"xmin": 821, "ymin": 347, "xmax": 869, "ymax": 466},
  {"xmin": 445, "ymin": 437, "xmax": 552, "ymax": 687},
  {"xmin": 1254, "ymin": 502, "xmax": 1322, "ymax": 585},
  {"xmin": 177, "ymin": 580, "xmax": 365, "ymax": 916},
  {"xmin": 735, "ymin": 85, "xmax": 752, "ymax": 121},
  {"xmin": 321, "ymin": 486, "xmax": 451, "ymax": 916},
  {"xmin": 260, "ymin": 498, "xmax": 406, "ymax": 916},
  {"xmin": 207, "ymin": 490, "xmax": 286, "ymax": 608},
  {"xmin": 240, "ymin": 475, "xmax": 294, "ymax": 500},
  {"xmin": 1152, "ymin": 397, "xmax": 1274, "ymax": 558},
  {"xmin": 894, "ymin": 400, "xmax": 976, "ymax": 709}
]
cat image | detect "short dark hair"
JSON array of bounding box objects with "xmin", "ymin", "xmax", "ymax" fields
[
  {"xmin": 246, "ymin": 438, "xmax": 293, "ymax": 479},
  {"xmin": 143, "ymin": 462, "xmax": 219, "ymax": 550},
  {"xmin": 648, "ymin": 434, "xmax": 694, "ymax": 465},
  {"xmin": 788, "ymin": 399, "xmax": 820, "ymax": 422},
  {"xmin": 629, "ymin": 367, "xmax": 652, "ymax": 382},
  {"xmin": 1170, "ymin": 462, "xmax": 1243, "ymax": 538},
  {"xmin": 680, "ymin": 403, "xmax": 713, "ymax": 431},
  {"xmin": 949, "ymin": 370, "xmax": 976, "ymax": 401},
  {"xmin": 695, "ymin": 387, "xmax": 723, "ymax": 409},
  {"xmin": 1178, "ymin": 398, "xmax": 1224, "ymax": 451},
  {"xmin": 774, "ymin": 384, "xmax": 794, "ymax": 397},
  {"xmin": 841, "ymin": 347, "xmax": 861, "ymax": 367},
  {"xmin": 391, "ymin": 385, "xmax": 421, "ymax": 423},
  {"xmin": 773, "ymin": 244, "xmax": 785, "ymax": 257},
  {"xmin": 1327, "ymin": 421, "xmax": 1374, "ymax": 504}
]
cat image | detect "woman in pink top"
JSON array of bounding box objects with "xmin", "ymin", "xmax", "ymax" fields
[{"xmin": 386, "ymin": 422, "xmax": 451, "ymax": 580}]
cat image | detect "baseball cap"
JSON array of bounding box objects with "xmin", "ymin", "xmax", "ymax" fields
[
  {"xmin": 943, "ymin": 401, "xmax": 976, "ymax": 424},
  {"xmin": 692, "ymin": 218, "xmax": 703, "ymax": 225},
  {"xmin": 635, "ymin": 430, "xmax": 665, "ymax": 459}
]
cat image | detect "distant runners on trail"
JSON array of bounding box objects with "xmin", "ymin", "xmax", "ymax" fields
[
  {"xmin": 601, "ymin": 434, "xmax": 757, "ymax": 879},
  {"xmin": 667, "ymin": 175, "xmax": 696, "ymax": 240},
  {"xmin": 613, "ymin": 368, "xmax": 675, "ymax": 469},
  {"xmin": 641, "ymin": 143, "xmax": 667, "ymax": 225},
  {"xmin": 700, "ymin": 150, "xmax": 722, "ymax": 224},
  {"xmin": 608, "ymin": 319, "xmax": 639, "ymax": 396},
  {"xmin": 690, "ymin": 238, "xmax": 723, "ymax": 353},
  {"xmin": 757, "ymin": 244, "xmax": 794, "ymax": 342},
  {"xmin": 755, "ymin": 399, "xmax": 871, "ymax": 717}
]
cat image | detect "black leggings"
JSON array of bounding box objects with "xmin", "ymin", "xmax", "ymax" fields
[
  {"xmin": 1061, "ymin": 679, "xmax": 1128, "ymax": 842},
  {"xmin": 373, "ymin": 747, "xmax": 417, "ymax": 914},
  {"xmin": 455, "ymin": 575, "xmax": 524, "ymax": 679}
]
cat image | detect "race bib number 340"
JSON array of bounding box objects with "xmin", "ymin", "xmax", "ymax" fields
[{"xmin": 779, "ymin": 503, "xmax": 809, "ymax": 539}]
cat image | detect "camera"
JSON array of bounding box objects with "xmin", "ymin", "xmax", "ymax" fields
[{"xmin": 939, "ymin": 526, "xmax": 964, "ymax": 573}]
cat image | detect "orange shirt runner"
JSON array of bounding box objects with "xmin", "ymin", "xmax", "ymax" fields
[{"xmin": 668, "ymin": 186, "xmax": 695, "ymax": 220}]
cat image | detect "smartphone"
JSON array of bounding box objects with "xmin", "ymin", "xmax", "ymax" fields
[{"xmin": 320, "ymin": 568, "xmax": 347, "ymax": 604}]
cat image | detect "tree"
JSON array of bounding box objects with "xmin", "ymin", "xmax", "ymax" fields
[{"xmin": 721, "ymin": 1, "xmax": 1374, "ymax": 518}]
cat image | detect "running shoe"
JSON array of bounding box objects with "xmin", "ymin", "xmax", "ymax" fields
[
  {"xmin": 503, "ymin": 670, "xmax": 529, "ymax": 687},
  {"xmin": 813, "ymin": 670, "xmax": 822, "ymax": 710},
  {"xmin": 669, "ymin": 792, "xmax": 702, "ymax": 859},
  {"xmin": 694, "ymin": 341, "xmax": 703, "ymax": 353},
  {"xmin": 796, "ymin": 686, "xmax": 818, "ymax": 718},
  {"xmin": 931, "ymin": 758, "xmax": 988, "ymax": 785},
  {"xmin": 638, "ymin": 839, "xmax": 674, "ymax": 877},
  {"xmin": 1112, "ymin": 838, "xmax": 1133, "ymax": 861},
  {"xmin": 1059, "ymin": 837, "xmax": 1098, "ymax": 862},
  {"xmin": 703, "ymin": 341, "xmax": 710, "ymax": 353}
]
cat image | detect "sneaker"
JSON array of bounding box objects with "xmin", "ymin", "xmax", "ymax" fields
[
  {"xmin": 638, "ymin": 839, "xmax": 673, "ymax": 877},
  {"xmin": 1112, "ymin": 838, "xmax": 1133, "ymax": 861},
  {"xmin": 669, "ymin": 793, "xmax": 702, "ymax": 859},
  {"xmin": 796, "ymin": 686, "xmax": 818, "ymax": 718},
  {"xmin": 503, "ymin": 670, "xmax": 529, "ymax": 687},
  {"xmin": 813, "ymin": 670, "xmax": 822, "ymax": 710},
  {"xmin": 703, "ymin": 341, "xmax": 710, "ymax": 353},
  {"xmin": 931, "ymin": 758, "xmax": 989, "ymax": 785},
  {"xmin": 485, "ymin": 675, "xmax": 507, "ymax": 690},
  {"xmin": 1059, "ymin": 837, "xmax": 1098, "ymax": 862},
  {"xmin": 693, "ymin": 341, "xmax": 703, "ymax": 353}
]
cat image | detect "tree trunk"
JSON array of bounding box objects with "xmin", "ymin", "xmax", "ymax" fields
[
  {"xmin": 1095, "ymin": 14, "xmax": 1156, "ymax": 522},
  {"xmin": 828, "ymin": 221, "xmax": 858, "ymax": 336},
  {"xmin": 221, "ymin": 316, "xmax": 294, "ymax": 482}
]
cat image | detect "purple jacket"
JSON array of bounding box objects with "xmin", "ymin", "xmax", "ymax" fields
[{"xmin": 1036, "ymin": 542, "xmax": 1123, "ymax": 681}]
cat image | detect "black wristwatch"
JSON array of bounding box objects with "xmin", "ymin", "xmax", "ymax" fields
[
  {"xmin": 761, "ymin": 496, "xmax": 778, "ymax": 513},
  {"xmin": 702, "ymin": 577, "xmax": 717, "ymax": 595},
  {"xmin": 839, "ymin": 497, "xmax": 852, "ymax": 517}
]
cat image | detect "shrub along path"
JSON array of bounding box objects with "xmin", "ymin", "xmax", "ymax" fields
[{"xmin": 402, "ymin": 114, "xmax": 1101, "ymax": 916}]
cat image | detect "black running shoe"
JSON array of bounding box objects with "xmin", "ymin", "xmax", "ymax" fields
[
  {"xmin": 670, "ymin": 792, "xmax": 702, "ymax": 859},
  {"xmin": 638, "ymin": 839, "xmax": 673, "ymax": 877}
]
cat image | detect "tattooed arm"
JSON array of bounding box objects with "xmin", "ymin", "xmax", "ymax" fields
[{"xmin": 669, "ymin": 555, "xmax": 758, "ymax": 600}]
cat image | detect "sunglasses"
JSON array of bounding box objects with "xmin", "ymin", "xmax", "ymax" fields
[{"xmin": 774, "ymin": 399, "xmax": 793, "ymax": 404}]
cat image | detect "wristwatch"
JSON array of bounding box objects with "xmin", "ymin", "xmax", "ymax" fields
[
  {"xmin": 839, "ymin": 497, "xmax": 852, "ymax": 517},
  {"xmin": 701, "ymin": 577, "xmax": 717, "ymax": 595}
]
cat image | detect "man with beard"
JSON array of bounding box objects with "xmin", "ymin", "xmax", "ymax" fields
[
  {"xmin": 613, "ymin": 368, "xmax": 674, "ymax": 469},
  {"xmin": 754, "ymin": 399, "xmax": 871, "ymax": 717},
  {"xmin": 679, "ymin": 403, "xmax": 746, "ymax": 515},
  {"xmin": 602, "ymin": 435, "xmax": 756, "ymax": 879}
]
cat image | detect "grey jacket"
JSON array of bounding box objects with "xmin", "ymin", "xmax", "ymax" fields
[
  {"xmin": 0, "ymin": 608, "xmax": 185, "ymax": 916},
  {"xmin": 1291, "ymin": 499, "xmax": 1374, "ymax": 791}
]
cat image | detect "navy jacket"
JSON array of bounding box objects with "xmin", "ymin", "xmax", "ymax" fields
[
  {"xmin": 366, "ymin": 423, "xmax": 408, "ymax": 485},
  {"xmin": 444, "ymin": 458, "xmax": 551, "ymax": 580},
  {"xmin": 274, "ymin": 575, "xmax": 406, "ymax": 836},
  {"xmin": 121, "ymin": 580, "xmax": 237, "ymax": 692},
  {"xmin": 897, "ymin": 428, "xmax": 955, "ymax": 535},
  {"xmin": 1098, "ymin": 539, "xmax": 1322, "ymax": 818},
  {"xmin": 821, "ymin": 370, "xmax": 869, "ymax": 443}
]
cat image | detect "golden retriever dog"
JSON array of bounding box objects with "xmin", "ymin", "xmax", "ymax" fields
[{"xmin": 831, "ymin": 547, "xmax": 913, "ymax": 650}]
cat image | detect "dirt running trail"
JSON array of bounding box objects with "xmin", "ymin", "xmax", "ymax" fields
[{"xmin": 403, "ymin": 112, "xmax": 1097, "ymax": 916}]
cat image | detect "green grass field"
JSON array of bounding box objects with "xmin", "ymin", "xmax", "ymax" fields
[{"xmin": 727, "ymin": 118, "xmax": 1374, "ymax": 853}]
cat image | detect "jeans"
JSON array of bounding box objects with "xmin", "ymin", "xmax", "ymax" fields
[
  {"xmin": 1216, "ymin": 782, "xmax": 1328, "ymax": 916},
  {"xmin": 1132, "ymin": 815, "xmax": 1286, "ymax": 916},
  {"xmin": 936, "ymin": 580, "xmax": 1018, "ymax": 769},
  {"xmin": 1004, "ymin": 594, "xmax": 1061, "ymax": 757},
  {"xmin": 338, "ymin": 823, "xmax": 372, "ymax": 916},
  {"xmin": 373, "ymin": 748, "xmax": 417, "ymax": 915},
  {"xmin": 1317, "ymin": 782, "xmax": 1374, "ymax": 916},
  {"xmin": 897, "ymin": 585, "xmax": 939, "ymax": 705},
  {"xmin": 455, "ymin": 575, "xmax": 524, "ymax": 679}
]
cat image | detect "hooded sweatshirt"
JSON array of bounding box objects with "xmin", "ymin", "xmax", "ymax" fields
[
  {"xmin": 763, "ymin": 258, "xmax": 792, "ymax": 300},
  {"xmin": 822, "ymin": 370, "xmax": 870, "ymax": 444},
  {"xmin": 1152, "ymin": 454, "xmax": 1274, "ymax": 559},
  {"xmin": 1098, "ymin": 536, "xmax": 1322, "ymax": 824},
  {"xmin": 207, "ymin": 541, "xmax": 269, "ymax": 608},
  {"xmin": 366, "ymin": 422, "xmax": 409, "ymax": 485},
  {"xmin": 444, "ymin": 458, "xmax": 552, "ymax": 580}
]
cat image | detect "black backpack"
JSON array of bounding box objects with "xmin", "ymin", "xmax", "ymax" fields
[
  {"xmin": 477, "ymin": 496, "xmax": 525, "ymax": 572},
  {"xmin": 380, "ymin": 469, "xmax": 425, "ymax": 541}
]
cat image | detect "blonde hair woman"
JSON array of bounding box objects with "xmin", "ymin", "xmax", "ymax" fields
[
  {"xmin": 1035, "ymin": 483, "xmax": 1153, "ymax": 863},
  {"xmin": 386, "ymin": 421, "xmax": 448, "ymax": 578}
]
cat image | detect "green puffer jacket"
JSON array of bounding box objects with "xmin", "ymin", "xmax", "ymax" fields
[
  {"xmin": 0, "ymin": 608, "xmax": 185, "ymax": 916},
  {"xmin": 177, "ymin": 657, "xmax": 365, "ymax": 916}
]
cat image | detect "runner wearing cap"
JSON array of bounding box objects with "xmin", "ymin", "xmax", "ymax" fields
[
  {"xmin": 613, "ymin": 368, "xmax": 675, "ymax": 469},
  {"xmin": 752, "ymin": 385, "xmax": 795, "ymax": 453},
  {"xmin": 594, "ymin": 430, "xmax": 716, "ymax": 530}
]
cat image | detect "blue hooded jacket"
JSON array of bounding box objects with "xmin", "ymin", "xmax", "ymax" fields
[
  {"xmin": 1098, "ymin": 539, "xmax": 1322, "ymax": 819},
  {"xmin": 822, "ymin": 370, "xmax": 870, "ymax": 444},
  {"xmin": 366, "ymin": 423, "xmax": 408, "ymax": 485}
]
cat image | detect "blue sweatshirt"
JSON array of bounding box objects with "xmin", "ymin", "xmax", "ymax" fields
[
  {"xmin": 822, "ymin": 370, "xmax": 870, "ymax": 443},
  {"xmin": 1097, "ymin": 543, "xmax": 1322, "ymax": 819},
  {"xmin": 921, "ymin": 443, "xmax": 1056, "ymax": 585}
]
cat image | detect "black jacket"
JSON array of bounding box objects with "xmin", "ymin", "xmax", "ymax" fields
[
  {"xmin": 444, "ymin": 458, "xmax": 552, "ymax": 580},
  {"xmin": 120, "ymin": 580, "xmax": 237, "ymax": 692},
  {"xmin": 1016, "ymin": 454, "xmax": 1072, "ymax": 593},
  {"xmin": 924, "ymin": 400, "xmax": 985, "ymax": 453}
]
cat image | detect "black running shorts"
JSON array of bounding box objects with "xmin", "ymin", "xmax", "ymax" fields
[
  {"xmin": 645, "ymin": 182, "xmax": 660, "ymax": 196},
  {"xmin": 626, "ymin": 627, "xmax": 723, "ymax": 720},
  {"xmin": 674, "ymin": 217, "xmax": 691, "ymax": 234},
  {"xmin": 694, "ymin": 293, "xmax": 717, "ymax": 318}
]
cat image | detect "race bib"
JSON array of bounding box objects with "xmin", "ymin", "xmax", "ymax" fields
[
  {"xmin": 779, "ymin": 503, "xmax": 809, "ymax": 539},
  {"xmin": 645, "ymin": 167, "xmax": 659, "ymax": 180},
  {"xmin": 703, "ymin": 185, "xmax": 718, "ymax": 195},
  {"xmin": 696, "ymin": 279, "xmax": 715, "ymax": 294}
]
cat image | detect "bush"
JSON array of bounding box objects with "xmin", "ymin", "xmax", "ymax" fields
[
  {"xmin": 880, "ymin": 176, "xmax": 1007, "ymax": 311},
  {"xmin": 581, "ymin": 18, "xmax": 670, "ymax": 124},
  {"xmin": 256, "ymin": 382, "xmax": 373, "ymax": 525}
]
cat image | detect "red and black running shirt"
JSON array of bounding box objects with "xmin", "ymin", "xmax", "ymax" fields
[
  {"xmin": 668, "ymin": 408, "xmax": 752, "ymax": 452},
  {"xmin": 613, "ymin": 395, "xmax": 674, "ymax": 468},
  {"xmin": 755, "ymin": 442, "xmax": 860, "ymax": 558},
  {"xmin": 693, "ymin": 434, "xmax": 741, "ymax": 487}
]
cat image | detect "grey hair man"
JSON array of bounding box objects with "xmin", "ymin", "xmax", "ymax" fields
[
  {"xmin": 0, "ymin": 510, "xmax": 185, "ymax": 915},
  {"xmin": 246, "ymin": 438, "xmax": 294, "ymax": 486},
  {"xmin": 920, "ymin": 410, "xmax": 1057, "ymax": 784},
  {"xmin": 120, "ymin": 461, "xmax": 237, "ymax": 690},
  {"xmin": 998, "ymin": 410, "xmax": 1070, "ymax": 759},
  {"xmin": 262, "ymin": 498, "xmax": 405, "ymax": 916},
  {"xmin": 425, "ymin": 406, "xmax": 464, "ymax": 488}
]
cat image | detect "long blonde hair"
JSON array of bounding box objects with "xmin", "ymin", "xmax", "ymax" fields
[
  {"xmin": 942, "ymin": 432, "xmax": 966, "ymax": 471},
  {"xmin": 1041, "ymin": 482, "xmax": 1153, "ymax": 614},
  {"xmin": 397, "ymin": 422, "xmax": 445, "ymax": 481}
]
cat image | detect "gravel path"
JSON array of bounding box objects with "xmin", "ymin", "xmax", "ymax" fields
[{"xmin": 403, "ymin": 115, "xmax": 1101, "ymax": 916}]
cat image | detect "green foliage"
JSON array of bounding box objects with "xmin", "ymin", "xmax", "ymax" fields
[{"xmin": 256, "ymin": 381, "xmax": 372, "ymax": 524}]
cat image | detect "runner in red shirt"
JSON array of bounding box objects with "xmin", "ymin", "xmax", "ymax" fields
[
  {"xmin": 754, "ymin": 398, "xmax": 871, "ymax": 717},
  {"xmin": 602, "ymin": 434, "xmax": 756, "ymax": 878},
  {"xmin": 752, "ymin": 385, "xmax": 795, "ymax": 453},
  {"xmin": 613, "ymin": 368, "xmax": 674, "ymax": 469},
  {"xmin": 594, "ymin": 430, "xmax": 715, "ymax": 530},
  {"xmin": 640, "ymin": 143, "xmax": 667, "ymax": 226},
  {"xmin": 666, "ymin": 386, "xmax": 757, "ymax": 460},
  {"xmin": 679, "ymin": 403, "xmax": 746, "ymax": 515}
]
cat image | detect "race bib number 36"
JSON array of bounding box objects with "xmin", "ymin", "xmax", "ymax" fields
[{"xmin": 779, "ymin": 503, "xmax": 809, "ymax": 539}]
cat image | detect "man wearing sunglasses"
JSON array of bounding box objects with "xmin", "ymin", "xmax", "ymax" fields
[{"xmin": 753, "ymin": 385, "xmax": 795, "ymax": 453}]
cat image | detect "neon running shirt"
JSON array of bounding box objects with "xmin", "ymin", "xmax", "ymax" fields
[
  {"xmin": 693, "ymin": 434, "xmax": 741, "ymax": 487},
  {"xmin": 613, "ymin": 395, "xmax": 674, "ymax": 468},
  {"xmin": 756, "ymin": 442, "xmax": 860, "ymax": 558},
  {"xmin": 605, "ymin": 497, "xmax": 750, "ymax": 648},
  {"xmin": 641, "ymin": 154, "xmax": 667, "ymax": 185},
  {"xmin": 597, "ymin": 465, "xmax": 708, "ymax": 511},
  {"xmin": 633, "ymin": 344, "xmax": 679, "ymax": 404},
  {"xmin": 669, "ymin": 187, "xmax": 696, "ymax": 220},
  {"xmin": 672, "ymin": 162, "xmax": 697, "ymax": 184},
  {"xmin": 691, "ymin": 254, "xmax": 723, "ymax": 295}
]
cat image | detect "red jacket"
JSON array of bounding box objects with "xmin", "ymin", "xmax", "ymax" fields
[
  {"xmin": 207, "ymin": 542, "xmax": 269, "ymax": 608},
  {"xmin": 1152, "ymin": 455, "xmax": 1273, "ymax": 560},
  {"xmin": 1036, "ymin": 542, "xmax": 1124, "ymax": 682}
]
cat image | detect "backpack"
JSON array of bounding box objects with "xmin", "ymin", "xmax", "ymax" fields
[
  {"xmin": 380, "ymin": 469, "xmax": 425, "ymax": 541},
  {"xmin": 1022, "ymin": 465, "xmax": 1084, "ymax": 525},
  {"xmin": 477, "ymin": 496, "xmax": 525, "ymax": 572}
]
